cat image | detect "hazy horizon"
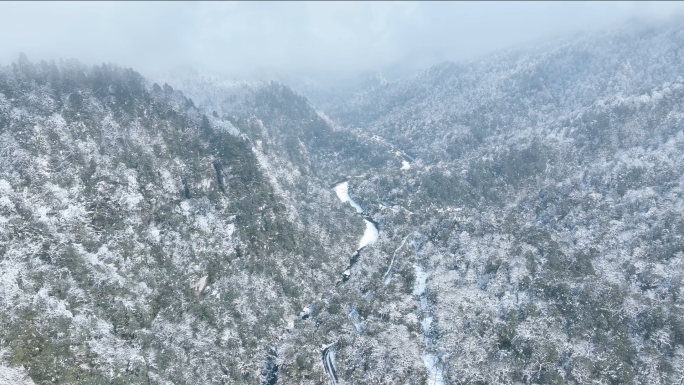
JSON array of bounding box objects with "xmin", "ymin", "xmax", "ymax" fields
[{"xmin": 1, "ymin": 2, "xmax": 684, "ymax": 81}]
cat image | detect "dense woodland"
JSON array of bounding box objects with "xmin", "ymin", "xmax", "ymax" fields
[{"xmin": 2, "ymin": 21, "xmax": 684, "ymax": 385}]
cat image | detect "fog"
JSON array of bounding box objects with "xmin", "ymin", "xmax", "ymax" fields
[{"xmin": 1, "ymin": 1, "xmax": 683, "ymax": 80}]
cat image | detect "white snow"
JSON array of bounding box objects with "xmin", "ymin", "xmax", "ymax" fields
[
  {"xmin": 401, "ymin": 160, "xmax": 411, "ymax": 170},
  {"xmin": 193, "ymin": 275, "xmax": 208, "ymax": 296},
  {"xmin": 0, "ymin": 180, "xmax": 11, "ymax": 194},
  {"xmin": 422, "ymin": 353, "xmax": 446, "ymax": 385},
  {"xmin": 348, "ymin": 309, "xmax": 363, "ymax": 331},
  {"xmin": 160, "ymin": 169, "xmax": 177, "ymax": 193},
  {"xmin": 60, "ymin": 204, "xmax": 87, "ymax": 223},
  {"xmin": 146, "ymin": 225, "xmax": 161, "ymax": 244},
  {"xmin": 0, "ymin": 362, "xmax": 36, "ymax": 385},
  {"xmin": 322, "ymin": 343, "xmax": 338, "ymax": 385},
  {"xmin": 421, "ymin": 316, "xmax": 433, "ymax": 333},
  {"xmin": 383, "ymin": 233, "xmax": 412, "ymax": 284},
  {"xmin": 332, "ymin": 182, "xmax": 378, "ymax": 250},
  {"xmin": 0, "ymin": 195, "xmax": 12, "ymax": 210},
  {"xmin": 358, "ymin": 219, "xmax": 379, "ymax": 249},
  {"xmin": 333, "ymin": 181, "xmax": 363, "ymax": 213},
  {"xmin": 221, "ymin": 328, "xmax": 238, "ymax": 343},
  {"xmin": 413, "ymin": 265, "xmax": 430, "ymax": 296},
  {"xmin": 32, "ymin": 287, "xmax": 73, "ymax": 319}
]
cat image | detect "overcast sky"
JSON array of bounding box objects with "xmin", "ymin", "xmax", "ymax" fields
[{"xmin": 1, "ymin": 1, "xmax": 683, "ymax": 80}]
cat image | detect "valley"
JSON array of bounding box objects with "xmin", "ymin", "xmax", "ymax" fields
[{"xmin": 2, "ymin": 19, "xmax": 684, "ymax": 384}]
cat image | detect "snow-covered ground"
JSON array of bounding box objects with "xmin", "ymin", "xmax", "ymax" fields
[
  {"xmin": 412, "ymin": 265, "xmax": 430, "ymax": 296},
  {"xmin": 422, "ymin": 353, "xmax": 446, "ymax": 385},
  {"xmin": 0, "ymin": 355, "xmax": 35, "ymax": 385}
]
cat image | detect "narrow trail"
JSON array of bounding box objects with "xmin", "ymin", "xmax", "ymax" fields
[
  {"xmin": 321, "ymin": 343, "xmax": 338, "ymax": 385},
  {"xmin": 382, "ymin": 232, "xmax": 413, "ymax": 284},
  {"xmin": 411, "ymin": 238, "xmax": 446, "ymax": 385}
]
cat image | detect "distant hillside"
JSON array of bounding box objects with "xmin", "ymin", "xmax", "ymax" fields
[{"xmin": 3, "ymin": 19, "xmax": 684, "ymax": 385}]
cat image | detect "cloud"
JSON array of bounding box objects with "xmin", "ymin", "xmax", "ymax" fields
[{"xmin": 1, "ymin": 1, "xmax": 683, "ymax": 79}]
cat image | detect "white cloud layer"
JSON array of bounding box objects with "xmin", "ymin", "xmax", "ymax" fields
[{"xmin": 1, "ymin": 1, "xmax": 683, "ymax": 78}]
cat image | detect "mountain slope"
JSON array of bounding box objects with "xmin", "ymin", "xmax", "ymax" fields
[
  {"xmin": 0, "ymin": 58, "xmax": 365, "ymax": 384},
  {"xmin": 311, "ymin": 22, "xmax": 684, "ymax": 384},
  {"xmin": 4, "ymin": 19, "xmax": 684, "ymax": 385},
  {"xmin": 135, "ymin": 22, "xmax": 684, "ymax": 384}
]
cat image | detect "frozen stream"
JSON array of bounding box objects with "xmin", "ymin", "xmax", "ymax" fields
[
  {"xmin": 333, "ymin": 181, "xmax": 363, "ymax": 214},
  {"xmin": 333, "ymin": 181, "xmax": 379, "ymax": 254},
  {"xmin": 413, "ymin": 254, "xmax": 446, "ymax": 385},
  {"xmin": 331, "ymin": 181, "xmax": 443, "ymax": 384},
  {"xmin": 358, "ymin": 217, "xmax": 379, "ymax": 249},
  {"xmin": 323, "ymin": 181, "xmax": 379, "ymax": 382}
]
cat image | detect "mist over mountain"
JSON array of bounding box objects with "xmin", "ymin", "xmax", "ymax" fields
[{"xmin": 2, "ymin": 3, "xmax": 684, "ymax": 385}]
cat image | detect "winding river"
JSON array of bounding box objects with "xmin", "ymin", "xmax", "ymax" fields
[
  {"xmin": 329, "ymin": 180, "xmax": 443, "ymax": 384},
  {"xmin": 333, "ymin": 181, "xmax": 379, "ymax": 282},
  {"xmin": 321, "ymin": 180, "xmax": 380, "ymax": 383}
]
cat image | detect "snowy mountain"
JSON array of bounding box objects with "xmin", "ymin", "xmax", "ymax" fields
[
  {"xmin": 308, "ymin": 21, "xmax": 684, "ymax": 384},
  {"xmin": 0, "ymin": 57, "xmax": 368, "ymax": 384},
  {"xmin": 2, "ymin": 20, "xmax": 684, "ymax": 385}
]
